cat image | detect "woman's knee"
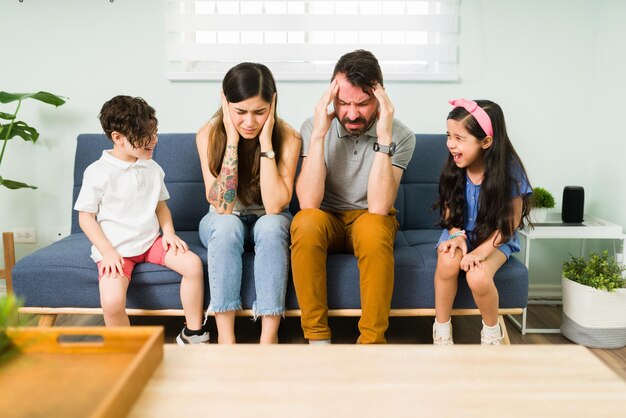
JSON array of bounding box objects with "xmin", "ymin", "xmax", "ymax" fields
[
  {"xmin": 206, "ymin": 214, "xmax": 245, "ymax": 243},
  {"xmin": 254, "ymin": 213, "xmax": 291, "ymax": 243}
]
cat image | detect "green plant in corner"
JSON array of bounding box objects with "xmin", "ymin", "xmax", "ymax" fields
[
  {"xmin": 0, "ymin": 91, "xmax": 66, "ymax": 190},
  {"xmin": 532, "ymin": 187, "xmax": 555, "ymax": 209},
  {"xmin": 0, "ymin": 294, "xmax": 24, "ymax": 364},
  {"xmin": 562, "ymin": 250, "xmax": 626, "ymax": 292}
]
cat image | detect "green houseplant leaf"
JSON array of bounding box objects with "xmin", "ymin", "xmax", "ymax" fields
[
  {"xmin": 0, "ymin": 295, "xmax": 25, "ymax": 364},
  {"xmin": 0, "ymin": 91, "xmax": 66, "ymax": 190},
  {"xmin": 532, "ymin": 187, "xmax": 556, "ymax": 209},
  {"xmin": 0, "ymin": 121, "xmax": 39, "ymax": 142},
  {"xmin": 0, "ymin": 176, "xmax": 37, "ymax": 190},
  {"xmin": 562, "ymin": 250, "xmax": 626, "ymax": 292},
  {"xmin": 0, "ymin": 91, "xmax": 66, "ymax": 107}
]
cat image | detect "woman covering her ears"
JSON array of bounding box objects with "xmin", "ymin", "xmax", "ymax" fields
[{"xmin": 196, "ymin": 62, "xmax": 301, "ymax": 344}]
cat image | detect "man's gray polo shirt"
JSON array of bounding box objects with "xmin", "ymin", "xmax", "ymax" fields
[{"xmin": 300, "ymin": 117, "xmax": 415, "ymax": 211}]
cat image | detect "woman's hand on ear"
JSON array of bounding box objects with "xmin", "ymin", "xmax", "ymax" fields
[
  {"xmin": 221, "ymin": 91, "xmax": 240, "ymax": 145},
  {"xmin": 259, "ymin": 93, "xmax": 276, "ymax": 150}
]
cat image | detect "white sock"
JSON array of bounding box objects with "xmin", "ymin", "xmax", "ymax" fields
[
  {"xmin": 309, "ymin": 339, "xmax": 331, "ymax": 345},
  {"xmin": 434, "ymin": 318, "xmax": 452, "ymax": 338},
  {"xmin": 482, "ymin": 320, "xmax": 502, "ymax": 338}
]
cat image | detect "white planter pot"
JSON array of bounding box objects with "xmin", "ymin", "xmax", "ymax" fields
[
  {"xmin": 561, "ymin": 277, "xmax": 626, "ymax": 349},
  {"xmin": 530, "ymin": 207, "xmax": 548, "ymax": 223}
]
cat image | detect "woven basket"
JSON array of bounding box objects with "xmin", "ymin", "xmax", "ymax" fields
[{"xmin": 561, "ymin": 277, "xmax": 626, "ymax": 349}]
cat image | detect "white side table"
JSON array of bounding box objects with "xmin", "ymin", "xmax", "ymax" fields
[{"xmin": 509, "ymin": 212, "xmax": 626, "ymax": 334}]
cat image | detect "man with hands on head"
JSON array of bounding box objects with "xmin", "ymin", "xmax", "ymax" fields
[{"xmin": 291, "ymin": 49, "xmax": 416, "ymax": 344}]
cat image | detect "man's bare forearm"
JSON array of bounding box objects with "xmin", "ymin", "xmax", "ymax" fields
[
  {"xmin": 367, "ymin": 153, "xmax": 398, "ymax": 215},
  {"xmin": 296, "ymin": 137, "xmax": 326, "ymax": 209}
]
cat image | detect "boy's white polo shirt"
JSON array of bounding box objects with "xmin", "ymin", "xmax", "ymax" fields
[{"xmin": 74, "ymin": 150, "xmax": 170, "ymax": 262}]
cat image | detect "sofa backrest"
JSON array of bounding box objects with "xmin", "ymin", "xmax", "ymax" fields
[
  {"xmin": 71, "ymin": 133, "xmax": 448, "ymax": 234},
  {"xmin": 395, "ymin": 134, "xmax": 448, "ymax": 231},
  {"xmin": 71, "ymin": 133, "xmax": 208, "ymax": 233}
]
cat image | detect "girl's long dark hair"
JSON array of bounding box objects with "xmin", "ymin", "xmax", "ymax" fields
[
  {"xmin": 206, "ymin": 62, "xmax": 284, "ymax": 206},
  {"xmin": 435, "ymin": 100, "xmax": 532, "ymax": 248}
]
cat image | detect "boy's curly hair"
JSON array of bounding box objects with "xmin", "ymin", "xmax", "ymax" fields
[{"xmin": 99, "ymin": 96, "xmax": 158, "ymax": 148}]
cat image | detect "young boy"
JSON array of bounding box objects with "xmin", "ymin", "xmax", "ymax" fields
[{"xmin": 74, "ymin": 95, "xmax": 209, "ymax": 345}]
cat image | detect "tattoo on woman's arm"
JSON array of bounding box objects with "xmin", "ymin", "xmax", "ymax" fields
[{"xmin": 209, "ymin": 145, "xmax": 238, "ymax": 210}]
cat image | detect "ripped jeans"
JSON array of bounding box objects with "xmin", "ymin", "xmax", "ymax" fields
[{"xmin": 199, "ymin": 210, "xmax": 292, "ymax": 317}]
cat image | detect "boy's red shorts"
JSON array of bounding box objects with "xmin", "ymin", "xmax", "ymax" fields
[{"xmin": 97, "ymin": 236, "xmax": 167, "ymax": 280}]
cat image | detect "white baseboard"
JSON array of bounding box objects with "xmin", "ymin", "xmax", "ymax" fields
[{"xmin": 528, "ymin": 284, "xmax": 562, "ymax": 300}]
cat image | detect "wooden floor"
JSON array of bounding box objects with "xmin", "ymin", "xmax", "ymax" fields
[{"xmin": 44, "ymin": 304, "xmax": 626, "ymax": 381}]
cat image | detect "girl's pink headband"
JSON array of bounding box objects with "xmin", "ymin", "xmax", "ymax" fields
[{"xmin": 449, "ymin": 98, "xmax": 493, "ymax": 138}]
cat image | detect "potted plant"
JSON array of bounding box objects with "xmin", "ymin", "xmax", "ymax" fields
[
  {"xmin": 531, "ymin": 187, "xmax": 555, "ymax": 223},
  {"xmin": 561, "ymin": 250, "xmax": 626, "ymax": 348},
  {"xmin": 0, "ymin": 91, "xmax": 66, "ymax": 190},
  {"xmin": 0, "ymin": 294, "xmax": 24, "ymax": 364}
]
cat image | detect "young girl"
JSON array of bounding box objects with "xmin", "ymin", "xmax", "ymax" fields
[{"xmin": 433, "ymin": 99, "xmax": 532, "ymax": 345}]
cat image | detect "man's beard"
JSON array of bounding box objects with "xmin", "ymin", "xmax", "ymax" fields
[{"xmin": 339, "ymin": 115, "xmax": 376, "ymax": 137}]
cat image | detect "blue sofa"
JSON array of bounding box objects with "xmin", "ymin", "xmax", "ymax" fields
[{"xmin": 10, "ymin": 133, "xmax": 528, "ymax": 326}]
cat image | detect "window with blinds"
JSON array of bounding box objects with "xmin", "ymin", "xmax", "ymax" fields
[{"xmin": 166, "ymin": 0, "xmax": 460, "ymax": 81}]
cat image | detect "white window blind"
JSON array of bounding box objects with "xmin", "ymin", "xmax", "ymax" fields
[{"xmin": 166, "ymin": 1, "xmax": 460, "ymax": 81}]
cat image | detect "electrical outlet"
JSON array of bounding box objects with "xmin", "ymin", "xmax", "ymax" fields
[
  {"xmin": 46, "ymin": 226, "xmax": 70, "ymax": 243},
  {"xmin": 13, "ymin": 228, "xmax": 37, "ymax": 244}
]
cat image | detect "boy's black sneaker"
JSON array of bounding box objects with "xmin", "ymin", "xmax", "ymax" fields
[{"xmin": 176, "ymin": 326, "xmax": 210, "ymax": 345}]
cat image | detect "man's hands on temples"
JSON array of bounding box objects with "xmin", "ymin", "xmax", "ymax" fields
[
  {"xmin": 311, "ymin": 78, "xmax": 339, "ymax": 141},
  {"xmin": 371, "ymin": 83, "xmax": 394, "ymax": 145}
]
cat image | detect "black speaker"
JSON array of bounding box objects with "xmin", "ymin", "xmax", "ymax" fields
[{"xmin": 562, "ymin": 186, "xmax": 584, "ymax": 223}]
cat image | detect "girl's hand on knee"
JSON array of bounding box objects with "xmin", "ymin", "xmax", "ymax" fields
[
  {"xmin": 460, "ymin": 253, "xmax": 485, "ymax": 271},
  {"xmin": 448, "ymin": 237, "xmax": 467, "ymax": 258}
]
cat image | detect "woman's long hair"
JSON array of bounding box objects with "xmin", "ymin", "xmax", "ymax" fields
[
  {"xmin": 206, "ymin": 62, "xmax": 284, "ymax": 206},
  {"xmin": 435, "ymin": 100, "xmax": 532, "ymax": 247}
]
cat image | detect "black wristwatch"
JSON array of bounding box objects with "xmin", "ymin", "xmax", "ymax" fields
[
  {"xmin": 373, "ymin": 141, "xmax": 397, "ymax": 156},
  {"xmin": 260, "ymin": 150, "xmax": 275, "ymax": 159}
]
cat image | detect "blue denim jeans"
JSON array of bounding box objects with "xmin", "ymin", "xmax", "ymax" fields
[{"xmin": 199, "ymin": 210, "xmax": 292, "ymax": 317}]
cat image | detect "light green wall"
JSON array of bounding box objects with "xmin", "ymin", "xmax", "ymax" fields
[
  {"xmin": 589, "ymin": 1, "xmax": 626, "ymax": 229},
  {"xmin": 1, "ymin": 1, "xmax": 624, "ymax": 291}
]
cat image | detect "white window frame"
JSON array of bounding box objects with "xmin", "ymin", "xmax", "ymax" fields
[{"xmin": 166, "ymin": 0, "xmax": 460, "ymax": 81}]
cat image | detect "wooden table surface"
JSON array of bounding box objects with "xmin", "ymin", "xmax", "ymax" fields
[{"xmin": 129, "ymin": 344, "xmax": 626, "ymax": 418}]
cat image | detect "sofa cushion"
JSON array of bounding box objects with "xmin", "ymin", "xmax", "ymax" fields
[
  {"xmin": 13, "ymin": 226, "xmax": 527, "ymax": 310},
  {"xmin": 13, "ymin": 133, "xmax": 528, "ymax": 313},
  {"xmin": 396, "ymin": 134, "xmax": 449, "ymax": 230}
]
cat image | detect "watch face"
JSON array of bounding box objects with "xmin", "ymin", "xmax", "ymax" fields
[
  {"xmin": 263, "ymin": 150, "xmax": 275, "ymax": 159},
  {"xmin": 373, "ymin": 142, "xmax": 396, "ymax": 156}
]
